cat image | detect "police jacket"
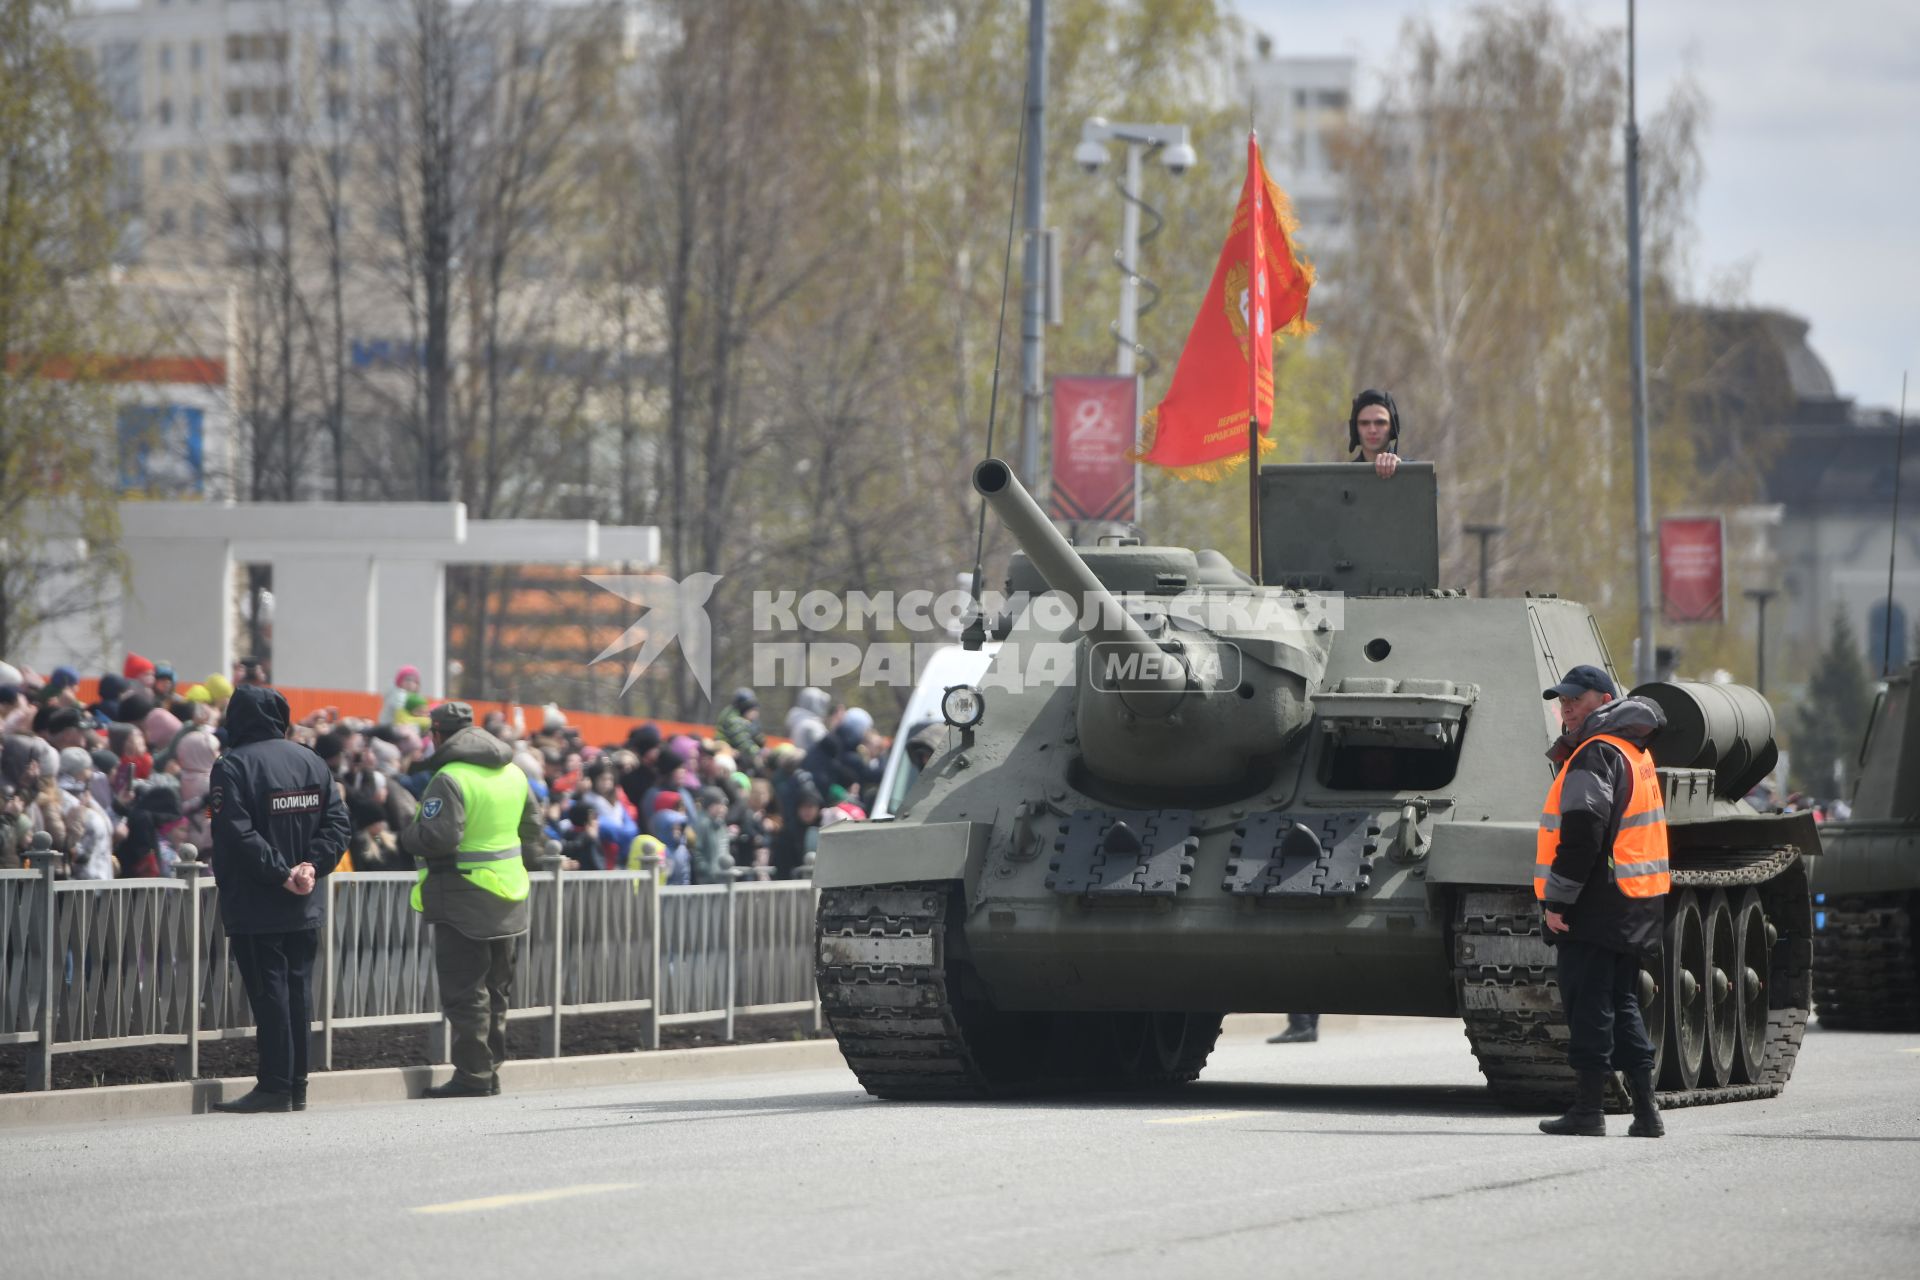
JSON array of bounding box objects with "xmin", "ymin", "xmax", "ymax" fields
[
  {"xmin": 397, "ymin": 727, "xmax": 543, "ymax": 941},
  {"xmin": 208, "ymin": 687, "xmax": 350, "ymax": 935},
  {"xmin": 1537, "ymin": 696, "xmax": 1669, "ymax": 960}
]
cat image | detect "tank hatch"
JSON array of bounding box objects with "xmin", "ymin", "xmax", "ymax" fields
[
  {"xmin": 1258, "ymin": 463, "xmax": 1440, "ymax": 593},
  {"xmin": 1314, "ymin": 677, "xmax": 1477, "ymax": 790}
]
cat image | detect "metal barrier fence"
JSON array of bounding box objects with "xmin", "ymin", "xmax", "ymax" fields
[{"xmin": 1, "ymin": 841, "xmax": 820, "ymax": 1090}]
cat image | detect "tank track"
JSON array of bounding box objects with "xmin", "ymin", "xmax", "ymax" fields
[
  {"xmin": 1455, "ymin": 862, "xmax": 1810, "ymax": 1112},
  {"xmin": 1815, "ymin": 893, "xmax": 1920, "ymax": 1031},
  {"xmin": 816, "ymin": 882, "xmax": 1222, "ymax": 1099}
]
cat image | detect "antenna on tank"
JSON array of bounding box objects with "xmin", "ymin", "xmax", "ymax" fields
[
  {"xmin": 1883, "ymin": 372, "xmax": 1909, "ymax": 677},
  {"xmin": 964, "ymin": 76, "xmax": 1033, "ymax": 647}
]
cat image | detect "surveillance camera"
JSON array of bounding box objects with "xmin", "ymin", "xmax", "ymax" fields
[
  {"xmin": 1073, "ymin": 138, "xmax": 1109, "ymax": 174},
  {"xmin": 1162, "ymin": 142, "xmax": 1197, "ymax": 177}
]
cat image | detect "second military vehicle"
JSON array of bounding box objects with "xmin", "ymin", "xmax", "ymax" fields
[
  {"xmin": 816, "ymin": 459, "xmax": 1820, "ymax": 1108},
  {"xmin": 1812, "ymin": 659, "xmax": 1920, "ymax": 1029}
]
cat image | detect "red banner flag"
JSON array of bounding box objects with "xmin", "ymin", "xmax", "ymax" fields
[
  {"xmin": 1049, "ymin": 375, "xmax": 1137, "ymax": 522},
  {"xmin": 1136, "ymin": 133, "xmax": 1314, "ymax": 478},
  {"xmin": 1660, "ymin": 517, "xmax": 1726, "ymax": 623}
]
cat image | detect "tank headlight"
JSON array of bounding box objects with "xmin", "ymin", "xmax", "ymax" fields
[{"xmin": 941, "ymin": 684, "xmax": 985, "ymax": 730}]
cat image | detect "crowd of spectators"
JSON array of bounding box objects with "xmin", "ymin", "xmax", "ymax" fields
[{"xmin": 1, "ymin": 655, "xmax": 896, "ymax": 885}]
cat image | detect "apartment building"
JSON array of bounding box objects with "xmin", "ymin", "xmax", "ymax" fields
[{"xmin": 1241, "ymin": 49, "xmax": 1356, "ymax": 274}]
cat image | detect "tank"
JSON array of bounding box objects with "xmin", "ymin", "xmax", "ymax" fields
[
  {"xmin": 1812, "ymin": 660, "xmax": 1920, "ymax": 1029},
  {"xmin": 815, "ymin": 458, "xmax": 1820, "ymax": 1109}
]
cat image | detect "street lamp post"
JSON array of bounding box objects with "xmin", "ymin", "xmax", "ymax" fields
[
  {"xmin": 1074, "ymin": 119, "xmax": 1195, "ymax": 379},
  {"xmin": 1744, "ymin": 587, "xmax": 1778, "ymax": 695},
  {"xmin": 1626, "ymin": 0, "xmax": 1656, "ymax": 685},
  {"xmin": 1075, "ymin": 119, "xmax": 1193, "ymax": 532},
  {"xmin": 1462, "ymin": 523, "xmax": 1506, "ymax": 599}
]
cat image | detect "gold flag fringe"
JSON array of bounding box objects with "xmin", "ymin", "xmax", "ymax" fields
[{"xmin": 1130, "ymin": 410, "xmax": 1280, "ymax": 482}]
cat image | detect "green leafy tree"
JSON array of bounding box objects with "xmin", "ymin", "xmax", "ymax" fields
[
  {"xmin": 1789, "ymin": 609, "xmax": 1876, "ymax": 798},
  {"xmin": 0, "ymin": 0, "xmax": 122, "ymax": 657}
]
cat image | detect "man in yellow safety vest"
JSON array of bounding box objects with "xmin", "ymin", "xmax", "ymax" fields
[
  {"xmin": 1534, "ymin": 665, "xmax": 1671, "ymax": 1138},
  {"xmin": 401, "ymin": 701, "xmax": 544, "ymax": 1099}
]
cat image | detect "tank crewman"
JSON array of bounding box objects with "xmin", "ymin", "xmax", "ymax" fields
[
  {"xmin": 1348, "ymin": 389, "xmax": 1403, "ymax": 479},
  {"xmin": 401, "ymin": 701, "xmax": 544, "ymax": 1099},
  {"xmin": 1534, "ymin": 665, "xmax": 1670, "ymax": 1138},
  {"xmin": 207, "ymin": 685, "xmax": 351, "ymax": 1114}
]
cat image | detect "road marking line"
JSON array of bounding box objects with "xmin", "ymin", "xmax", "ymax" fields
[
  {"xmin": 412, "ymin": 1183, "xmax": 638, "ymax": 1215},
  {"xmin": 1147, "ymin": 1111, "xmax": 1256, "ymax": 1126}
]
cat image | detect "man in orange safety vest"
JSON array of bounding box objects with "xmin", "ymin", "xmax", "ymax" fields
[{"xmin": 1534, "ymin": 664, "xmax": 1670, "ymax": 1139}]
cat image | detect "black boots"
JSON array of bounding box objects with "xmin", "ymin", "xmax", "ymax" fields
[
  {"xmin": 211, "ymin": 1088, "xmax": 292, "ymax": 1114},
  {"xmin": 1539, "ymin": 1070, "xmax": 1608, "ymax": 1136},
  {"xmin": 423, "ymin": 1075, "xmax": 496, "ymax": 1099},
  {"xmin": 1267, "ymin": 1014, "xmax": 1320, "ymax": 1044},
  {"xmin": 1624, "ymin": 1068, "xmax": 1665, "ymax": 1138}
]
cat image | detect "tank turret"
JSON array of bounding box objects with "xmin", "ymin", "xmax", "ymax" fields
[{"xmin": 971, "ymin": 457, "xmax": 1326, "ymax": 791}]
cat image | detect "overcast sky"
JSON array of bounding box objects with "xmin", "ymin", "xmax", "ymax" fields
[{"xmin": 1230, "ymin": 0, "xmax": 1919, "ymax": 413}]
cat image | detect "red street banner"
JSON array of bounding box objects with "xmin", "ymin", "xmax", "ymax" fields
[
  {"xmin": 1136, "ymin": 132, "xmax": 1314, "ymax": 479},
  {"xmin": 1660, "ymin": 517, "xmax": 1725, "ymax": 623},
  {"xmin": 1049, "ymin": 375, "xmax": 1137, "ymax": 522}
]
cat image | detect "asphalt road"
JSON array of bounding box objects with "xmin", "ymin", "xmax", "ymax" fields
[{"xmin": 4, "ymin": 1018, "xmax": 1917, "ymax": 1279}]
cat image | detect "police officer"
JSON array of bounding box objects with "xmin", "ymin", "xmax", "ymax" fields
[
  {"xmin": 400, "ymin": 701, "xmax": 543, "ymax": 1099},
  {"xmin": 1534, "ymin": 665, "xmax": 1670, "ymax": 1138},
  {"xmin": 207, "ymin": 685, "xmax": 350, "ymax": 1114}
]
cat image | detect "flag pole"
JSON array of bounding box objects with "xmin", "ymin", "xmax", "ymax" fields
[
  {"xmin": 1248, "ymin": 416, "xmax": 1262, "ymax": 582},
  {"xmin": 1247, "ymin": 128, "xmax": 1263, "ymax": 584}
]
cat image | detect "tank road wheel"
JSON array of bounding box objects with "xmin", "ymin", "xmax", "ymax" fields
[
  {"xmin": 1732, "ymin": 888, "xmax": 1770, "ymax": 1084},
  {"xmin": 1155, "ymin": 1012, "xmax": 1225, "ymax": 1084},
  {"xmin": 1702, "ymin": 890, "xmax": 1740, "ymax": 1088},
  {"xmin": 1637, "ymin": 961, "xmax": 1667, "ymax": 1085},
  {"xmin": 1659, "ymin": 889, "xmax": 1709, "ymax": 1092},
  {"xmin": 1150, "ymin": 1012, "xmax": 1191, "ymax": 1074}
]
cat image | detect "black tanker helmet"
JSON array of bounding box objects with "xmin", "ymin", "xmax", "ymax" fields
[{"xmin": 1348, "ymin": 389, "xmax": 1401, "ymax": 454}]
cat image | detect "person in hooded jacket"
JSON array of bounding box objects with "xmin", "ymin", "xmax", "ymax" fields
[
  {"xmin": 1534, "ymin": 665, "xmax": 1671, "ymax": 1139},
  {"xmin": 205, "ymin": 685, "xmax": 351, "ymax": 1113},
  {"xmin": 801, "ymin": 707, "xmax": 881, "ymax": 806},
  {"xmin": 785, "ymin": 687, "xmax": 832, "ymax": 751},
  {"xmin": 399, "ymin": 701, "xmax": 545, "ymax": 1099}
]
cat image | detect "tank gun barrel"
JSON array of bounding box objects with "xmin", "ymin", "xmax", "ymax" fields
[{"xmin": 972, "ymin": 458, "xmax": 1187, "ymax": 707}]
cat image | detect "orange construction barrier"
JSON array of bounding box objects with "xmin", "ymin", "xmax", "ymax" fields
[{"xmin": 67, "ymin": 678, "xmax": 754, "ymax": 750}]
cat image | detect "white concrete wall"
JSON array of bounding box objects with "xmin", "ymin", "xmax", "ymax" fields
[
  {"xmin": 17, "ymin": 499, "xmax": 659, "ymax": 694},
  {"xmin": 272, "ymin": 554, "xmax": 377, "ymax": 691},
  {"xmin": 118, "ymin": 510, "xmax": 234, "ymax": 679},
  {"xmin": 373, "ymin": 559, "xmax": 446, "ymax": 698}
]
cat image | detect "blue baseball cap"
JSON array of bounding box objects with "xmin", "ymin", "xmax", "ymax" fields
[{"xmin": 1543, "ymin": 664, "xmax": 1617, "ymax": 700}]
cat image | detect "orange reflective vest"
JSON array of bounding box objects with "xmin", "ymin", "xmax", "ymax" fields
[{"xmin": 1535, "ymin": 732, "xmax": 1670, "ymax": 901}]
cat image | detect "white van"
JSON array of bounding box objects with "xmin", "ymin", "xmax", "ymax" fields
[{"xmin": 870, "ymin": 642, "xmax": 1000, "ymax": 819}]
